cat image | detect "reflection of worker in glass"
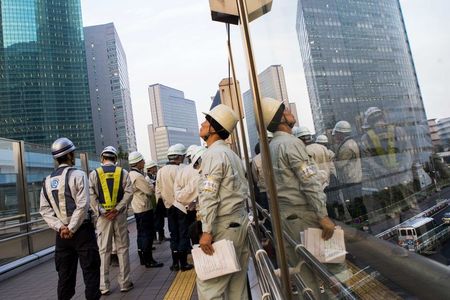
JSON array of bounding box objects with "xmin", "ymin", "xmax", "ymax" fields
[
  {"xmin": 332, "ymin": 121, "xmax": 367, "ymax": 225},
  {"xmin": 360, "ymin": 107, "xmax": 415, "ymax": 227}
]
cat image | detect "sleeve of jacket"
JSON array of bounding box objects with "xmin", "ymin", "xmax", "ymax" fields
[
  {"xmin": 115, "ymin": 169, "xmax": 134, "ymax": 213},
  {"xmin": 88, "ymin": 170, "xmax": 102, "ymax": 218},
  {"xmin": 198, "ymin": 154, "xmax": 223, "ymax": 233},
  {"xmin": 155, "ymin": 169, "xmax": 162, "ymax": 200},
  {"xmin": 67, "ymin": 172, "xmax": 89, "ymax": 233},
  {"xmin": 288, "ymin": 142, "xmax": 328, "ymax": 219},
  {"xmin": 39, "ymin": 185, "xmax": 64, "ymax": 232}
]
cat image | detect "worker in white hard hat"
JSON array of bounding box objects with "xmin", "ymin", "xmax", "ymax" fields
[
  {"xmin": 196, "ymin": 104, "xmax": 249, "ymax": 300},
  {"xmin": 173, "ymin": 146, "xmax": 207, "ymax": 258},
  {"xmin": 185, "ymin": 144, "xmax": 198, "ymax": 164},
  {"xmin": 128, "ymin": 151, "xmax": 163, "ymax": 270},
  {"xmin": 332, "ymin": 121, "xmax": 365, "ymax": 222},
  {"xmin": 144, "ymin": 160, "xmax": 166, "ymax": 243},
  {"xmin": 40, "ymin": 137, "xmax": 101, "ymax": 300},
  {"xmin": 260, "ymin": 98, "xmax": 336, "ymax": 298},
  {"xmin": 89, "ymin": 146, "xmax": 134, "ymax": 295},
  {"xmin": 144, "ymin": 160, "xmax": 158, "ymax": 234},
  {"xmin": 155, "ymin": 143, "xmax": 188, "ymax": 271},
  {"xmin": 359, "ymin": 107, "xmax": 415, "ymax": 226}
]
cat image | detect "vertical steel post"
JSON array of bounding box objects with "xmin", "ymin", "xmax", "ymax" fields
[
  {"xmin": 226, "ymin": 31, "xmax": 260, "ymax": 239},
  {"xmin": 236, "ymin": 0, "xmax": 292, "ymax": 298}
]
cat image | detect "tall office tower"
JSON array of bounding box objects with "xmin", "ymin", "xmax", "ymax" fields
[
  {"xmin": 0, "ymin": 0, "xmax": 95, "ymax": 152},
  {"xmin": 148, "ymin": 84, "xmax": 200, "ymax": 162},
  {"xmin": 296, "ymin": 0, "xmax": 432, "ymax": 162},
  {"xmin": 243, "ymin": 65, "xmax": 298, "ymax": 156},
  {"xmin": 84, "ymin": 23, "xmax": 136, "ymax": 155}
]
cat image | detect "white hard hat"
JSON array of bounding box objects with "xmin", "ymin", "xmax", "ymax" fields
[
  {"xmin": 101, "ymin": 146, "xmax": 118, "ymax": 158},
  {"xmin": 51, "ymin": 137, "xmax": 76, "ymax": 158},
  {"xmin": 296, "ymin": 126, "xmax": 311, "ymax": 138},
  {"xmin": 261, "ymin": 97, "xmax": 284, "ymax": 131},
  {"xmin": 316, "ymin": 135, "xmax": 328, "ymax": 144},
  {"xmin": 128, "ymin": 151, "xmax": 144, "ymax": 165},
  {"xmin": 167, "ymin": 143, "xmax": 186, "ymax": 157},
  {"xmin": 364, "ymin": 106, "xmax": 383, "ymax": 128},
  {"xmin": 145, "ymin": 160, "xmax": 157, "ymax": 169},
  {"xmin": 191, "ymin": 146, "xmax": 207, "ymax": 166},
  {"xmin": 332, "ymin": 120, "xmax": 352, "ymax": 135},
  {"xmin": 186, "ymin": 145, "xmax": 197, "ymax": 158},
  {"xmin": 203, "ymin": 104, "xmax": 239, "ymax": 134}
]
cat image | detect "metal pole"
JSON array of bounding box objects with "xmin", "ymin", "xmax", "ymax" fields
[
  {"xmin": 226, "ymin": 26, "xmax": 260, "ymax": 239},
  {"xmin": 236, "ymin": 0, "xmax": 292, "ymax": 298}
]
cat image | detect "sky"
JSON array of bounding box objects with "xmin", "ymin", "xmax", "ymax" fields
[{"xmin": 80, "ymin": 0, "xmax": 450, "ymax": 159}]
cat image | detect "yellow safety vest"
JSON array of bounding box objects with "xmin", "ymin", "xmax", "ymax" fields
[
  {"xmin": 97, "ymin": 166, "xmax": 122, "ymax": 211},
  {"xmin": 367, "ymin": 125, "xmax": 398, "ymax": 169}
]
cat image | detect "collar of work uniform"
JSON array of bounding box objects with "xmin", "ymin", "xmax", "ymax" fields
[
  {"xmin": 273, "ymin": 131, "xmax": 292, "ymax": 137},
  {"xmin": 57, "ymin": 163, "xmax": 70, "ymax": 168},
  {"xmin": 102, "ymin": 162, "xmax": 115, "ymax": 166},
  {"xmin": 208, "ymin": 139, "xmax": 227, "ymax": 149}
]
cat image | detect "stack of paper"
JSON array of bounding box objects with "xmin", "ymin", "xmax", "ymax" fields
[
  {"xmin": 302, "ymin": 227, "xmax": 347, "ymax": 264},
  {"xmin": 191, "ymin": 239, "xmax": 241, "ymax": 281}
]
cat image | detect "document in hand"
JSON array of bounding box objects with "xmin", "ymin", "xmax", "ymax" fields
[
  {"xmin": 302, "ymin": 227, "xmax": 347, "ymax": 264},
  {"xmin": 191, "ymin": 239, "xmax": 241, "ymax": 281}
]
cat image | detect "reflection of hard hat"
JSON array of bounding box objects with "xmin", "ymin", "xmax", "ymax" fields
[
  {"xmin": 316, "ymin": 135, "xmax": 328, "ymax": 144},
  {"xmin": 203, "ymin": 104, "xmax": 238, "ymax": 134},
  {"xmin": 191, "ymin": 146, "xmax": 207, "ymax": 166},
  {"xmin": 167, "ymin": 143, "xmax": 186, "ymax": 157},
  {"xmin": 261, "ymin": 97, "xmax": 284, "ymax": 131},
  {"xmin": 101, "ymin": 146, "xmax": 118, "ymax": 158},
  {"xmin": 51, "ymin": 137, "xmax": 76, "ymax": 158},
  {"xmin": 186, "ymin": 145, "xmax": 197, "ymax": 158},
  {"xmin": 296, "ymin": 126, "xmax": 311, "ymax": 138},
  {"xmin": 332, "ymin": 121, "xmax": 352, "ymax": 135},
  {"xmin": 364, "ymin": 107, "xmax": 383, "ymax": 127},
  {"xmin": 145, "ymin": 160, "xmax": 157, "ymax": 169},
  {"xmin": 128, "ymin": 151, "xmax": 144, "ymax": 165}
]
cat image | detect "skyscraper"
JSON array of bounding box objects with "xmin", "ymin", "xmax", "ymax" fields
[
  {"xmin": 84, "ymin": 23, "xmax": 136, "ymax": 155},
  {"xmin": 243, "ymin": 65, "xmax": 298, "ymax": 156},
  {"xmin": 0, "ymin": 0, "xmax": 95, "ymax": 152},
  {"xmin": 296, "ymin": 0, "xmax": 432, "ymax": 161},
  {"xmin": 148, "ymin": 84, "xmax": 200, "ymax": 162}
]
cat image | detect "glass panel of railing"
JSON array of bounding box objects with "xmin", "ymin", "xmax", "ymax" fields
[
  {"xmin": 0, "ymin": 138, "xmax": 29, "ymax": 265},
  {"xmin": 244, "ymin": 0, "xmax": 450, "ymax": 298}
]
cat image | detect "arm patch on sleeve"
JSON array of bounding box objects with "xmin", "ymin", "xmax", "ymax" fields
[
  {"xmin": 202, "ymin": 175, "xmax": 218, "ymax": 193},
  {"xmin": 299, "ymin": 162, "xmax": 317, "ymax": 180}
]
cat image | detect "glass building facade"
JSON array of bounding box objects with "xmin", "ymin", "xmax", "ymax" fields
[
  {"xmin": 296, "ymin": 0, "xmax": 432, "ymax": 163},
  {"xmin": 0, "ymin": 0, "xmax": 95, "ymax": 152}
]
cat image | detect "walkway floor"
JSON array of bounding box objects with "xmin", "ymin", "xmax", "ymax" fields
[{"xmin": 0, "ymin": 223, "xmax": 191, "ymax": 300}]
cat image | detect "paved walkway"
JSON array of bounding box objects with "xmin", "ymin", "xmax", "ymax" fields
[{"xmin": 0, "ymin": 223, "xmax": 182, "ymax": 299}]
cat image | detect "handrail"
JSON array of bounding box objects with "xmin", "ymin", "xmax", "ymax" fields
[
  {"xmin": 340, "ymin": 222, "xmax": 450, "ymax": 300},
  {"xmin": 247, "ymin": 223, "xmax": 284, "ymax": 300}
]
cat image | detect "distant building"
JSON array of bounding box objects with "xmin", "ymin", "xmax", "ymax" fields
[
  {"xmin": 428, "ymin": 119, "xmax": 441, "ymax": 149},
  {"xmin": 436, "ymin": 118, "xmax": 450, "ymax": 150},
  {"xmin": 296, "ymin": 0, "xmax": 432, "ymax": 162},
  {"xmin": 84, "ymin": 23, "xmax": 136, "ymax": 155},
  {"xmin": 243, "ymin": 65, "xmax": 298, "ymax": 156},
  {"xmin": 148, "ymin": 84, "xmax": 200, "ymax": 162},
  {"xmin": 0, "ymin": 0, "xmax": 95, "ymax": 152}
]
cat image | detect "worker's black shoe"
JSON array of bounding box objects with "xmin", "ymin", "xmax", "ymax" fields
[
  {"xmin": 146, "ymin": 259, "xmax": 164, "ymax": 268},
  {"xmin": 170, "ymin": 263, "xmax": 180, "ymax": 271},
  {"xmin": 180, "ymin": 263, "xmax": 193, "ymax": 272}
]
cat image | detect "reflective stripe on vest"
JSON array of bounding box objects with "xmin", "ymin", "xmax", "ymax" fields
[
  {"xmin": 44, "ymin": 167, "xmax": 73, "ymax": 224},
  {"xmin": 367, "ymin": 125, "xmax": 398, "ymax": 169},
  {"xmin": 96, "ymin": 166, "xmax": 122, "ymax": 211}
]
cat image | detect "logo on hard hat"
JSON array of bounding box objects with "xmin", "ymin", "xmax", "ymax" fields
[{"xmin": 51, "ymin": 179, "xmax": 60, "ymax": 189}]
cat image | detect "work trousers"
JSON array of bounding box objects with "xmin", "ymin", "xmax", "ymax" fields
[
  {"xmin": 96, "ymin": 211, "xmax": 131, "ymax": 291},
  {"xmin": 196, "ymin": 213, "xmax": 249, "ymax": 300},
  {"xmin": 154, "ymin": 199, "xmax": 167, "ymax": 235},
  {"xmin": 134, "ymin": 209, "xmax": 154, "ymax": 252},
  {"xmin": 167, "ymin": 206, "xmax": 191, "ymax": 252},
  {"xmin": 54, "ymin": 222, "xmax": 100, "ymax": 300}
]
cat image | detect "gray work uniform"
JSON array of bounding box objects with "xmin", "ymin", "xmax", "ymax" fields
[
  {"xmin": 196, "ymin": 140, "xmax": 249, "ymax": 300},
  {"xmin": 89, "ymin": 162, "xmax": 133, "ymax": 292},
  {"xmin": 270, "ymin": 131, "xmax": 330, "ymax": 298}
]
